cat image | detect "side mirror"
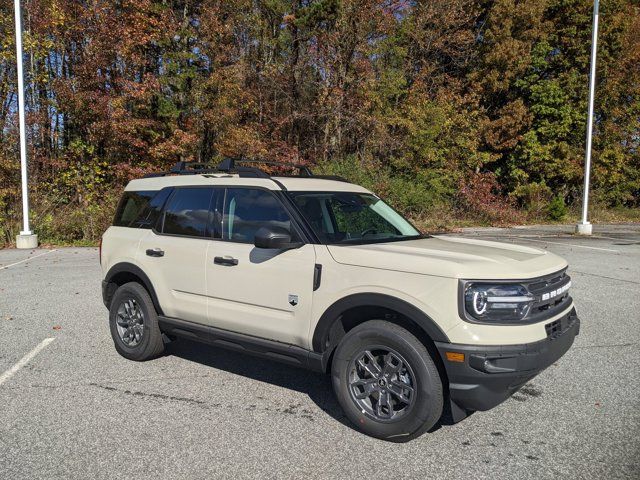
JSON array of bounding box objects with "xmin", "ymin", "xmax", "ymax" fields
[{"xmin": 254, "ymin": 226, "xmax": 303, "ymax": 250}]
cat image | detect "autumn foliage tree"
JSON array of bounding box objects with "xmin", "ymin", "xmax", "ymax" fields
[{"xmin": 0, "ymin": 0, "xmax": 638, "ymax": 243}]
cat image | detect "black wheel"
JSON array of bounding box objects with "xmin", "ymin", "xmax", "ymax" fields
[
  {"xmin": 109, "ymin": 282, "xmax": 165, "ymax": 361},
  {"xmin": 331, "ymin": 320, "xmax": 443, "ymax": 442}
]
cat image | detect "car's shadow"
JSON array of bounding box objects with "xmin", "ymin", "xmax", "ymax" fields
[
  {"xmin": 164, "ymin": 338, "xmax": 353, "ymax": 428},
  {"xmin": 165, "ymin": 338, "xmax": 455, "ymax": 434}
]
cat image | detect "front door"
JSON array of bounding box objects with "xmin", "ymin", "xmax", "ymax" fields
[{"xmin": 206, "ymin": 188, "xmax": 316, "ymax": 347}]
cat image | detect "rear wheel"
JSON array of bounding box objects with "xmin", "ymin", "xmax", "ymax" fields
[
  {"xmin": 109, "ymin": 282, "xmax": 164, "ymax": 361},
  {"xmin": 331, "ymin": 320, "xmax": 443, "ymax": 441}
]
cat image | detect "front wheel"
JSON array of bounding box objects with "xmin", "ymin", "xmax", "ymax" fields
[{"xmin": 331, "ymin": 320, "xmax": 443, "ymax": 441}]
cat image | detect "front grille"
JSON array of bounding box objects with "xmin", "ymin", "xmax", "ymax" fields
[{"xmin": 523, "ymin": 269, "xmax": 572, "ymax": 323}]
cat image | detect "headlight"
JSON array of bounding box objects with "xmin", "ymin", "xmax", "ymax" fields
[{"xmin": 463, "ymin": 283, "xmax": 534, "ymax": 323}]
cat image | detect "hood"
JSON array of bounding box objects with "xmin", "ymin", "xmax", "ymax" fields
[{"xmin": 326, "ymin": 236, "xmax": 568, "ymax": 280}]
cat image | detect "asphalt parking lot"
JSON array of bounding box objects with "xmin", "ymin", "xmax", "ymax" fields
[{"xmin": 1, "ymin": 224, "xmax": 639, "ymax": 479}]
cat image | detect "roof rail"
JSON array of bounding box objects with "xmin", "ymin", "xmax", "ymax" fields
[
  {"xmin": 142, "ymin": 157, "xmax": 350, "ymax": 183},
  {"xmin": 144, "ymin": 157, "xmax": 310, "ymax": 178}
]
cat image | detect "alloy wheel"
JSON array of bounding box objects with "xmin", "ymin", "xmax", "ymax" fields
[
  {"xmin": 348, "ymin": 346, "xmax": 416, "ymax": 421},
  {"xmin": 115, "ymin": 298, "xmax": 145, "ymax": 347}
]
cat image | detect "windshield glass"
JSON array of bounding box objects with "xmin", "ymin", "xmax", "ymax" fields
[{"xmin": 290, "ymin": 191, "xmax": 421, "ymax": 244}]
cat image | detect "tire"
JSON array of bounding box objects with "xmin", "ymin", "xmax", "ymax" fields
[
  {"xmin": 331, "ymin": 320, "xmax": 443, "ymax": 442},
  {"xmin": 109, "ymin": 282, "xmax": 165, "ymax": 361}
]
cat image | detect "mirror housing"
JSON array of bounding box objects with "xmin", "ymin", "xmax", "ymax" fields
[{"xmin": 254, "ymin": 226, "xmax": 303, "ymax": 250}]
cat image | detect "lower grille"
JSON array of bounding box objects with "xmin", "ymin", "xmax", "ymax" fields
[
  {"xmin": 545, "ymin": 319, "xmax": 562, "ymax": 337},
  {"xmin": 545, "ymin": 310, "xmax": 576, "ymax": 338}
]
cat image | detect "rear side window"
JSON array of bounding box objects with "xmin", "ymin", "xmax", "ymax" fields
[
  {"xmin": 161, "ymin": 188, "xmax": 216, "ymax": 237},
  {"xmin": 113, "ymin": 191, "xmax": 156, "ymax": 227},
  {"xmin": 142, "ymin": 188, "xmax": 173, "ymax": 229}
]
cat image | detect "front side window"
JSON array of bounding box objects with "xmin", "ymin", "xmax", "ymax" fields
[
  {"xmin": 161, "ymin": 188, "xmax": 216, "ymax": 237},
  {"xmin": 223, "ymin": 188, "xmax": 296, "ymax": 243},
  {"xmin": 290, "ymin": 192, "xmax": 420, "ymax": 244}
]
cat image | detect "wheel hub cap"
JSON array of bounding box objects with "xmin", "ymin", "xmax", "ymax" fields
[{"xmin": 115, "ymin": 299, "xmax": 144, "ymax": 347}]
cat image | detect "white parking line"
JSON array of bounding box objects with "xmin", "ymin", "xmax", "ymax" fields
[
  {"xmin": 0, "ymin": 338, "xmax": 56, "ymax": 387},
  {"xmin": 0, "ymin": 249, "xmax": 57, "ymax": 270},
  {"xmin": 589, "ymin": 235, "xmax": 625, "ymax": 241},
  {"xmin": 493, "ymin": 237, "xmax": 620, "ymax": 253},
  {"xmin": 520, "ymin": 238, "xmax": 620, "ymax": 252}
]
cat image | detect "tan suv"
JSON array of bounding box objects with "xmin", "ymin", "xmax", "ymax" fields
[{"xmin": 101, "ymin": 159, "xmax": 580, "ymax": 441}]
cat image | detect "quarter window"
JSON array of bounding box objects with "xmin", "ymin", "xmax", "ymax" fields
[
  {"xmin": 162, "ymin": 188, "xmax": 215, "ymax": 237},
  {"xmin": 223, "ymin": 188, "xmax": 296, "ymax": 243},
  {"xmin": 113, "ymin": 191, "xmax": 156, "ymax": 227}
]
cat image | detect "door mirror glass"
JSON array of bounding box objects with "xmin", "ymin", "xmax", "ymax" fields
[{"xmin": 254, "ymin": 226, "xmax": 303, "ymax": 250}]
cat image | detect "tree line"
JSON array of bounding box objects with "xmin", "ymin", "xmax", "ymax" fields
[{"xmin": 0, "ymin": 0, "xmax": 638, "ymax": 244}]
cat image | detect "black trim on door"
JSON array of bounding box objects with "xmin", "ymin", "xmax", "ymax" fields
[
  {"xmin": 214, "ymin": 256, "xmax": 239, "ymax": 266},
  {"xmin": 313, "ymin": 264, "xmax": 322, "ymax": 291}
]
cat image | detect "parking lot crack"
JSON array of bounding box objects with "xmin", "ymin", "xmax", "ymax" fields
[
  {"xmin": 89, "ymin": 382, "xmax": 206, "ymax": 407},
  {"xmin": 575, "ymin": 342, "xmax": 637, "ymax": 349}
]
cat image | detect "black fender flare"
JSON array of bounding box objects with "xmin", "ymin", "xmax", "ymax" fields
[
  {"xmin": 104, "ymin": 262, "xmax": 163, "ymax": 314},
  {"xmin": 311, "ymin": 293, "xmax": 450, "ymax": 353}
]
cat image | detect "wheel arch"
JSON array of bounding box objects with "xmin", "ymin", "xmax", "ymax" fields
[
  {"xmin": 312, "ymin": 293, "xmax": 450, "ymax": 354},
  {"xmin": 103, "ymin": 262, "xmax": 163, "ymax": 315}
]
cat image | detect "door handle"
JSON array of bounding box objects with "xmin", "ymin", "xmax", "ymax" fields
[
  {"xmin": 146, "ymin": 248, "xmax": 164, "ymax": 257},
  {"xmin": 214, "ymin": 256, "xmax": 238, "ymax": 266}
]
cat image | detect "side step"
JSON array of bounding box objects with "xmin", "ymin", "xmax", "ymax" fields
[{"xmin": 158, "ymin": 316, "xmax": 325, "ymax": 372}]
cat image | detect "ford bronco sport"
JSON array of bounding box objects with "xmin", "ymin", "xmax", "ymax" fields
[{"xmin": 101, "ymin": 158, "xmax": 580, "ymax": 441}]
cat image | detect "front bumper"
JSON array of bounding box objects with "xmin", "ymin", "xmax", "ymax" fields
[{"xmin": 435, "ymin": 308, "xmax": 580, "ymax": 419}]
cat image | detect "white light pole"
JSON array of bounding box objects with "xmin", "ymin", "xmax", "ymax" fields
[
  {"xmin": 14, "ymin": 0, "xmax": 37, "ymax": 248},
  {"xmin": 576, "ymin": 0, "xmax": 599, "ymax": 236}
]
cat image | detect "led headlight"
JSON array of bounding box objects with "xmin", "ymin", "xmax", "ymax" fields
[{"xmin": 463, "ymin": 283, "xmax": 534, "ymax": 323}]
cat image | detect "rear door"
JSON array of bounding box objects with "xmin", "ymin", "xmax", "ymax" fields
[
  {"xmin": 138, "ymin": 186, "xmax": 219, "ymax": 324},
  {"xmin": 205, "ymin": 187, "xmax": 316, "ymax": 347}
]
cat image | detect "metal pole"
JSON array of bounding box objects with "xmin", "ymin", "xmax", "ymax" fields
[
  {"xmin": 577, "ymin": 0, "xmax": 599, "ymax": 235},
  {"xmin": 14, "ymin": 0, "xmax": 30, "ymax": 234}
]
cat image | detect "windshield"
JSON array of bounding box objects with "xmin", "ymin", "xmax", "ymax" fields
[{"xmin": 289, "ymin": 191, "xmax": 421, "ymax": 244}]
